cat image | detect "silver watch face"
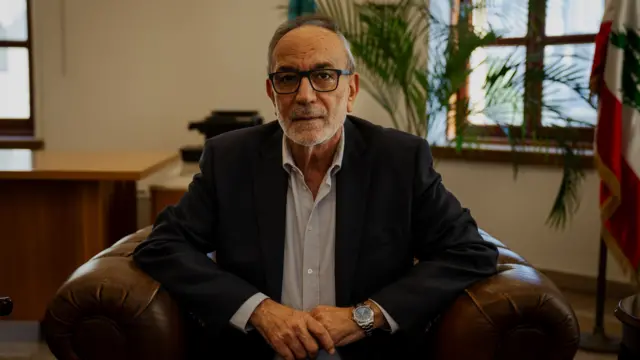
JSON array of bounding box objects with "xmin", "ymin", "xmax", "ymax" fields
[{"xmin": 354, "ymin": 306, "xmax": 374, "ymax": 323}]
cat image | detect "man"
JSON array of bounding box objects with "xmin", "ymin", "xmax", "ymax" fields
[{"xmin": 133, "ymin": 14, "xmax": 498, "ymax": 360}]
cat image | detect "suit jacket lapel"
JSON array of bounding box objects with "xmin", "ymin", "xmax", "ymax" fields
[
  {"xmin": 335, "ymin": 118, "xmax": 372, "ymax": 306},
  {"xmin": 253, "ymin": 129, "xmax": 288, "ymax": 302}
]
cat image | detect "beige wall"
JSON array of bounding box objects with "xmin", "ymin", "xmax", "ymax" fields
[{"xmin": 29, "ymin": 0, "xmax": 629, "ymax": 283}]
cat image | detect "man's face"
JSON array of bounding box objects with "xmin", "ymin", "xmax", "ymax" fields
[{"xmin": 267, "ymin": 25, "xmax": 359, "ymax": 146}]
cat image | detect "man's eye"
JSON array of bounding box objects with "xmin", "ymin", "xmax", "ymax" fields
[
  {"xmin": 277, "ymin": 74, "xmax": 298, "ymax": 83},
  {"xmin": 314, "ymin": 71, "xmax": 332, "ymax": 80}
]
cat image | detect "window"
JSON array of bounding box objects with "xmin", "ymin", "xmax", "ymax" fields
[
  {"xmin": 449, "ymin": 0, "xmax": 603, "ymax": 147},
  {"xmin": 0, "ymin": 0, "xmax": 34, "ymax": 136}
]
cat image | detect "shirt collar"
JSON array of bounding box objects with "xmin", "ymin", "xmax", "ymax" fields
[{"xmin": 282, "ymin": 127, "xmax": 345, "ymax": 175}]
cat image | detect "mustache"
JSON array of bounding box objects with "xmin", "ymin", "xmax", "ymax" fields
[{"xmin": 290, "ymin": 107, "xmax": 326, "ymax": 119}]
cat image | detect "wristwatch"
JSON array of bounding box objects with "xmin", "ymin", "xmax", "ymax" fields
[{"xmin": 352, "ymin": 302, "xmax": 375, "ymax": 337}]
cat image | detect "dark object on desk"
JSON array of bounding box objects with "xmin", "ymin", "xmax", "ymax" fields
[
  {"xmin": 0, "ymin": 297, "xmax": 13, "ymax": 316},
  {"xmin": 181, "ymin": 110, "xmax": 264, "ymax": 163},
  {"xmin": 180, "ymin": 145, "xmax": 206, "ymax": 164},
  {"xmin": 615, "ymin": 294, "xmax": 640, "ymax": 360},
  {"xmin": 188, "ymin": 110, "xmax": 264, "ymax": 139}
]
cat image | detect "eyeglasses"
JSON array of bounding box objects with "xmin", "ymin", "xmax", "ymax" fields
[{"xmin": 268, "ymin": 69, "xmax": 353, "ymax": 94}]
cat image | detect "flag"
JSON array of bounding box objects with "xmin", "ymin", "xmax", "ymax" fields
[{"xmin": 591, "ymin": 0, "xmax": 640, "ymax": 285}]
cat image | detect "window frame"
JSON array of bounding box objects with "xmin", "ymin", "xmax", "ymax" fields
[
  {"xmin": 449, "ymin": 0, "xmax": 597, "ymax": 148},
  {"xmin": 0, "ymin": 0, "xmax": 35, "ymax": 137}
]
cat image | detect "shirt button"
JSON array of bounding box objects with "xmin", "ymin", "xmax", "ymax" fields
[
  {"xmin": 307, "ymin": 226, "xmax": 312, "ymax": 231},
  {"xmin": 307, "ymin": 269, "xmax": 313, "ymax": 274}
]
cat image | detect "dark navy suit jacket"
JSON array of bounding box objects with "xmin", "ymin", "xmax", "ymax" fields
[{"xmin": 133, "ymin": 115, "xmax": 499, "ymax": 359}]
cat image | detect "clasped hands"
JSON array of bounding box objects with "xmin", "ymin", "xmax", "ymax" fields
[{"xmin": 249, "ymin": 299, "xmax": 380, "ymax": 360}]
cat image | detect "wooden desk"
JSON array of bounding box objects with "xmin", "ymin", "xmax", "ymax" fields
[{"xmin": 0, "ymin": 149, "xmax": 179, "ymax": 321}]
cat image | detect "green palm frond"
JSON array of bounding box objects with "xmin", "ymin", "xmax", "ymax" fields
[
  {"xmin": 545, "ymin": 133, "xmax": 588, "ymax": 229},
  {"xmin": 319, "ymin": 0, "xmax": 431, "ymax": 135},
  {"xmin": 477, "ymin": 43, "xmax": 593, "ymax": 225}
]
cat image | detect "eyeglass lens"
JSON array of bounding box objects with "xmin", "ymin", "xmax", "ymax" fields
[{"xmin": 273, "ymin": 70, "xmax": 339, "ymax": 93}]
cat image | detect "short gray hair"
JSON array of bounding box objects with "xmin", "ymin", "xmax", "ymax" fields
[{"xmin": 267, "ymin": 14, "xmax": 356, "ymax": 73}]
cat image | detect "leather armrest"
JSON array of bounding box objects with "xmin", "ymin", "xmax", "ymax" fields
[
  {"xmin": 432, "ymin": 233, "xmax": 580, "ymax": 360},
  {"xmin": 43, "ymin": 227, "xmax": 185, "ymax": 360}
]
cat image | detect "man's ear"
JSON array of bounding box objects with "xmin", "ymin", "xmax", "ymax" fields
[
  {"xmin": 266, "ymin": 78, "xmax": 276, "ymax": 105},
  {"xmin": 347, "ymin": 72, "xmax": 360, "ymax": 113}
]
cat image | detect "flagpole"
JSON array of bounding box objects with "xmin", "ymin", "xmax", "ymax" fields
[{"xmin": 578, "ymin": 237, "xmax": 620, "ymax": 353}]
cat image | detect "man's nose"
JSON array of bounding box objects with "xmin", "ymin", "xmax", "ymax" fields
[{"xmin": 295, "ymin": 77, "xmax": 317, "ymax": 103}]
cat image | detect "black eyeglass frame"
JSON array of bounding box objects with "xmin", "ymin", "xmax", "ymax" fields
[{"xmin": 268, "ymin": 69, "xmax": 353, "ymax": 94}]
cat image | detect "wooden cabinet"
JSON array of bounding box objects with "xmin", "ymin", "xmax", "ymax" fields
[
  {"xmin": 0, "ymin": 149, "xmax": 179, "ymax": 321},
  {"xmin": 148, "ymin": 171, "xmax": 193, "ymax": 224},
  {"xmin": 149, "ymin": 186, "xmax": 187, "ymax": 223}
]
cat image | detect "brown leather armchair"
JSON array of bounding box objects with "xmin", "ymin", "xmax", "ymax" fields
[{"xmin": 42, "ymin": 227, "xmax": 580, "ymax": 359}]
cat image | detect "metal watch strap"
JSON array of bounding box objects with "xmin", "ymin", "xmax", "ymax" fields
[
  {"xmin": 356, "ymin": 303, "xmax": 375, "ymax": 337},
  {"xmin": 361, "ymin": 320, "xmax": 374, "ymax": 337}
]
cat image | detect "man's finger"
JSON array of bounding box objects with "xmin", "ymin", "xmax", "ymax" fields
[
  {"xmin": 285, "ymin": 333, "xmax": 308, "ymax": 359},
  {"xmin": 271, "ymin": 338, "xmax": 295, "ymax": 360},
  {"xmin": 306, "ymin": 317, "xmax": 336, "ymax": 355},
  {"xmin": 296, "ymin": 326, "xmax": 320, "ymax": 358}
]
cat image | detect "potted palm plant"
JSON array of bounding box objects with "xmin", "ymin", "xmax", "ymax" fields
[{"xmin": 282, "ymin": 0, "xmax": 596, "ymax": 229}]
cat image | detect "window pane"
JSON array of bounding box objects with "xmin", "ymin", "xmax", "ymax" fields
[
  {"xmin": 472, "ymin": 0, "xmax": 528, "ymax": 38},
  {"xmin": 542, "ymin": 43, "xmax": 596, "ymax": 127},
  {"xmin": 468, "ymin": 46, "xmax": 526, "ymax": 126},
  {"xmin": 0, "ymin": 0, "xmax": 28, "ymax": 41},
  {"xmin": 0, "ymin": 149, "xmax": 31, "ymax": 170},
  {"xmin": 0, "ymin": 47, "xmax": 30, "ymax": 118},
  {"xmin": 545, "ymin": 0, "xmax": 604, "ymax": 36}
]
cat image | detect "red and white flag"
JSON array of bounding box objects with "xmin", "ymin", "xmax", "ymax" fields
[{"xmin": 591, "ymin": 0, "xmax": 640, "ymax": 284}]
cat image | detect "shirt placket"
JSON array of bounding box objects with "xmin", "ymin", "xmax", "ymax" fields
[{"xmin": 302, "ymin": 191, "xmax": 321, "ymax": 311}]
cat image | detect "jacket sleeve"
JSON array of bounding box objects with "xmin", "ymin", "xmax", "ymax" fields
[
  {"xmin": 369, "ymin": 139, "xmax": 499, "ymax": 334},
  {"xmin": 132, "ymin": 140, "xmax": 261, "ymax": 335}
]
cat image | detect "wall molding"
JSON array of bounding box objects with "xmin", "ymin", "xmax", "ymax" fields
[{"xmin": 540, "ymin": 268, "xmax": 636, "ymax": 300}]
